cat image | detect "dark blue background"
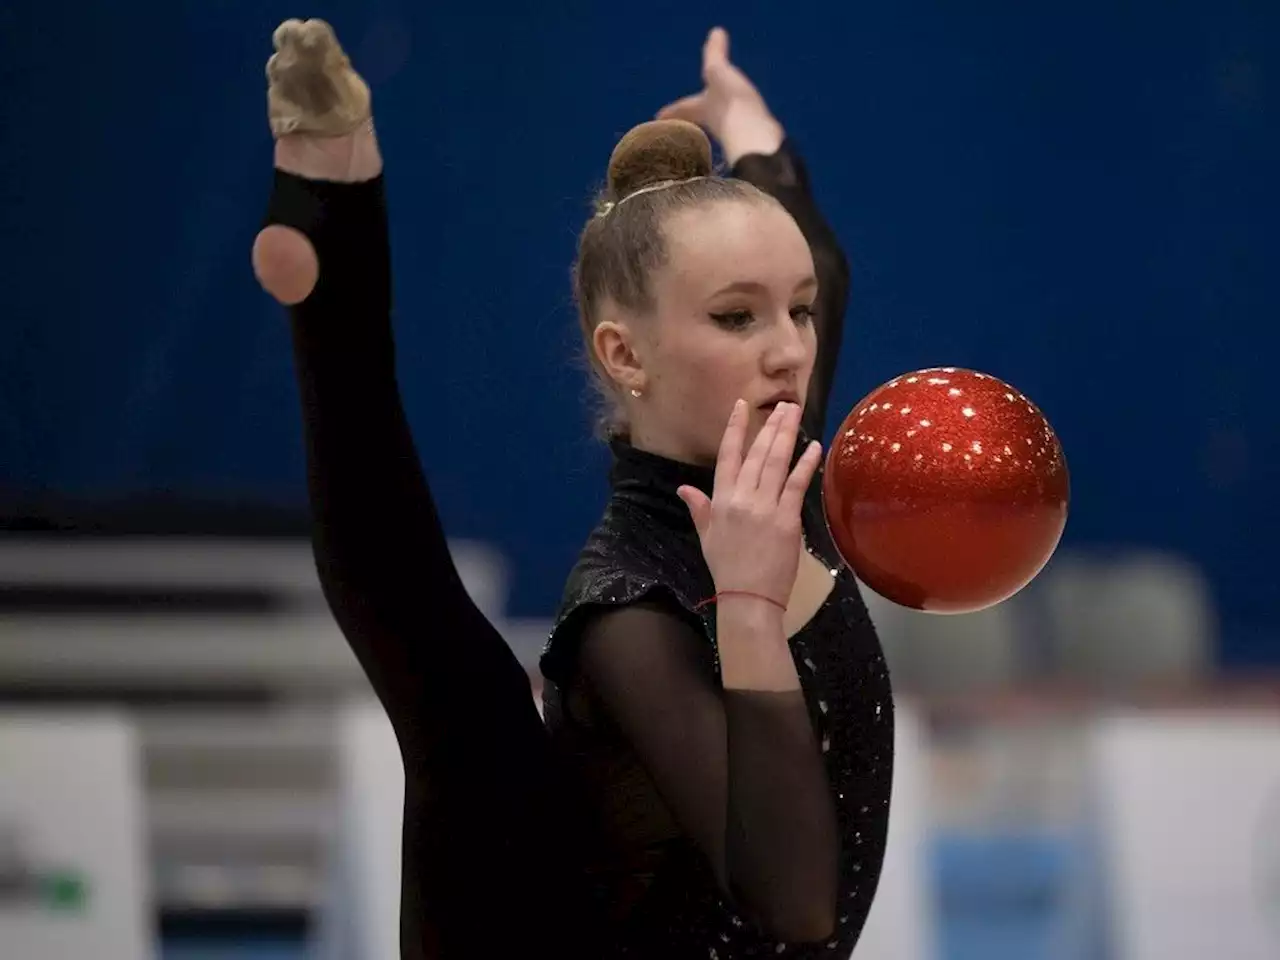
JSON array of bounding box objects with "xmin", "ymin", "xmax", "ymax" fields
[{"xmin": 2, "ymin": 3, "xmax": 1276, "ymax": 662}]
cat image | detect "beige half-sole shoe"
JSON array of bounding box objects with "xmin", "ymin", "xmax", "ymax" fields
[{"xmin": 267, "ymin": 19, "xmax": 371, "ymax": 138}]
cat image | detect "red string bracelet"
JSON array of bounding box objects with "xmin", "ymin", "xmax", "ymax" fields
[{"xmin": 694, "ymin": 590, "xmax": 788, "ymax": 612}]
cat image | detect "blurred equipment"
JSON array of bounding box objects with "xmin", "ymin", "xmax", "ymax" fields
[
  {"xmin": 1086, "ymin": 712, "xmax": 1280, "ymax": 960},
  {"xmin": 1039, "ymin": 551, "xmax": 1216, "ymax": 686},
  {"xmin": 0, "ymin": 713, "xmax": 154, "ymax": 959}
]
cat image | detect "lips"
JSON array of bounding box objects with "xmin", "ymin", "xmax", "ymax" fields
[{"xmin": 759, "ymin": 395, "xmax": 800, "ymax": 411}]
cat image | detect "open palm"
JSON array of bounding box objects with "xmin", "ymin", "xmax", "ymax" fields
[{"xmin": 657, "ymin": 27, "xmax": 784, "ymax": 165}]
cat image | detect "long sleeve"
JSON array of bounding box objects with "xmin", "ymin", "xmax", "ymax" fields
[
  {"xmin": 577, "ymin": 601, "xmax": 837, "ymax": 942},
  {"xmin": 265, "ymin": 170, "xmax": 510, "ymax": 724},
  {"xmin": 733, "ymin": 142, "xmax": 851, "ymax": 442}
]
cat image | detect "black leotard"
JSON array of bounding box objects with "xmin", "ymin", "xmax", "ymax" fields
[
  {"xmin": 265, "ymin": 141, "xmax": 892, "ymax": 960},
  {"xmin": 542, "ymin": 144, "xmax": 894, "ymax": 958}
]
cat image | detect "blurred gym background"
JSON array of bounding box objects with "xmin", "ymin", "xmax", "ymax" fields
[{"xmin": 1, "ymin": 3, "xmax": 1277, "ymax": 959}]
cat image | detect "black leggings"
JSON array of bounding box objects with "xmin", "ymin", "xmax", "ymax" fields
[{"xmin": 264, "ymin": 170, "xmax": 596, "ymax": 959}]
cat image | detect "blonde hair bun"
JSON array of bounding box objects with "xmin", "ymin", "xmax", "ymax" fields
[{"xmin": 606, "ymin": 119, "xmax": 714, "ymax": 202}]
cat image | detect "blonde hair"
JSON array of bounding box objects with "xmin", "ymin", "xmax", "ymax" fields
[{"xmin": 572, "ymin": 120, "xmax": 769, "ymax": 437}]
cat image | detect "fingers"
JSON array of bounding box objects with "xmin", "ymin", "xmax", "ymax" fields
[
  {"xmin": 702, "ymin": 26, "xmax": 730, "ymax": 81},
  {"xmin": 656, "ymin": 92, "xmax": 707, "ymax": 125},
  {"xmin": 779, "ymin": 440, "xmax": 823, "ymax": 515},
  {"xmin": 757, "ymin": 402, "xmax": 802, "ymax": 497},
  {"xmin": 658, "ymin": 28, "xmax": 731, "ymax": 126},
  {"xmin": 677, "ymin": 485, "xmax": 712, "ymax": 535},
  {"xmin": 737, "ymin": 402, "xmax": 787, "ymax": 491},
  {"xmin": 714, "ymin": 399, "xmax": 748, "ymax": 491}
]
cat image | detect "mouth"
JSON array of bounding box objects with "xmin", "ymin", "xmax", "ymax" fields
[{"xmin": 758, "ymin": 394, "xmax": 801, "ymax": 412}]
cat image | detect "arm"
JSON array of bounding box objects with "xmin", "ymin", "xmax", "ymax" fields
[
  {"xmin": 579, "ymin": 601, "xmax": 837, "ymax": 942},
  {"xmin": 582, "ymin": 404, "xmax": 838, "ymax": 941},
  {"xmin": 733, "ymin": 144, "xmax": 851, "ymax": 442},
  {"xmin": 658, "ymin": 27, "xmax": 852, "ymax": 441}
]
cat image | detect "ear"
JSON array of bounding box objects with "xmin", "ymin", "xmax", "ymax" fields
[{"xmin": 592, "ymin": 316, "xmax": 647, "ymax": 396}]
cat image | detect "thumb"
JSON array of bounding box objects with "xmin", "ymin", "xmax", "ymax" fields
[
  {"xmin": 676, "ymin": 485, "xmax": 712, "ymax": 534},
  {"xmin": 656, "ymin": 91, "xmax": 707, "ymax": 125}
]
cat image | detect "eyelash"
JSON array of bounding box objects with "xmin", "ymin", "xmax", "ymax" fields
[{"xmin": 710, "ymin": 305, "xmax": 818, "ymax": 331}]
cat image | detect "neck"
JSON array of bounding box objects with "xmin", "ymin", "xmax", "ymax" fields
[
  {"xmin": 609, "ymin": 425, "xmax": 814, "ymax": 507},
  {"xmin": 608, "ymin": 436, "xmax": 716, "ymax": 526},
  {"xmin": 625, "ymin": 424, "xmax": 716, "ymax": 472}
]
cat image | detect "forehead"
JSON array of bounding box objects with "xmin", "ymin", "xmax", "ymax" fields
[{"xmin": 659, "ymin": 200, "xmax": 814, "ymax": 297}]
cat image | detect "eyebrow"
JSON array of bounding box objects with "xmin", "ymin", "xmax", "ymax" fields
[{"xmin": 708, "ymin": 276, "xmax": 820, "ymax": 298}]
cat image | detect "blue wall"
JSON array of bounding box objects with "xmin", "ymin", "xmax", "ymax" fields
[{"xmin": 2, "ymin": 3, "xmax": 1276, "ymax": 661}]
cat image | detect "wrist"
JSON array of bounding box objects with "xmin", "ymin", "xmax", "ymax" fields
[
  {"xmin": 721, "ymin": 113, "xmax": 785, "ymax": 166},
  {"xmin": 715, "ymin": 598, "xmax": 795, "ymax": 692},
  {"xmin": 715, "ymin": 593, "xmax": 787, "ymax": 632}
]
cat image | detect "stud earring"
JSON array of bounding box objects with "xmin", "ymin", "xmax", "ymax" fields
[{"xmin": 630, "ymin": 388, "xmax": 643, "ymax": 398}]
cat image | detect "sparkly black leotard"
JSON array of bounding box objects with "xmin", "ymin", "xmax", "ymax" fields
[{"xmin": 266, "ymin": 141, "xmax": 893, "ymax": 960}]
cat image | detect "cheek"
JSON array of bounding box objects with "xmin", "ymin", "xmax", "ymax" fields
[
  {"xmin": 660, "ymin": 343, "xmax": 754, "ymax": 412},
  {"xmin": 800, "ymin": 326, "xmax": 819, "ymax": 384}
]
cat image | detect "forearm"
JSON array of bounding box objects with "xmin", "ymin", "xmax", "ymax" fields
[
  {"xmin": 731, "ymin": 138, "xmax": 848, "ymax": 282},
  {"xmin": 716, "ymin": 601, "xmax": 797, "ymax": 692},
  {"xmin": 576, "ymin": 599, "xmax": 838, "ymax": 940},
  {"xmin": 732, "ymin": 140, "xmax": 850, "ymax": 440},
  {"xmin": 716, "ymin": 603, "xmax": 839, "ymax": 940}
]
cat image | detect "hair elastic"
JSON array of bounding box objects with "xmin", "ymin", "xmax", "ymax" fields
[{"xmin": 595, "ymin": 175, "xmax": 713, "ymax": 218}]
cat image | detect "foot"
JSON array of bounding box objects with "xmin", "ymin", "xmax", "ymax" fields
[
  {"xmin": 268, "ymin": 18, "xmax": 370, "ymax": 137},
  {"xmin": 266, "ymin": 19, "xmax": 382, "ymax": 182},
  {"xmin": 255, "ymin": 19, "xmax": 382, "ymax": 304}
]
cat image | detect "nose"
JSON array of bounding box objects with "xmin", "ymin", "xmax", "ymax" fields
[{"xmin": 762, "ymin": 314, "xmax": 810, "ymax": 377}]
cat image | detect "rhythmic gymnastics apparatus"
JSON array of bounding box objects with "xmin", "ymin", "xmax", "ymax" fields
[{"xmin": 253, "ymin": 20, "xmax": 892, "ymax": 960}]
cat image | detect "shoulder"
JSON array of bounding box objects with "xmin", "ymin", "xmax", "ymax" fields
[{"xmin": 538, "ymin": 502, "xmax": 714, "ymax": 687}]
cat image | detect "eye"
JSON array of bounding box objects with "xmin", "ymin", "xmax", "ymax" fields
[
  {"xmin": 791, "ymin": 304, "xmax": 818, "ymax": 326},
  {"xmin": 709, "ymin": 309, "xmax": 755, "ymax": 331}
]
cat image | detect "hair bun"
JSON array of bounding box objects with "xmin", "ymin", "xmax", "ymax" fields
[{"xmin": 607, "ymin": 119, "xmax": 714, "ymax": 202}]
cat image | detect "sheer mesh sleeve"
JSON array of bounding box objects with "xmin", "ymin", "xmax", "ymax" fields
[
  {"xmin": 576, "ymin": 600, "xmax": 838, "ymax": 942},
  {"xmin": 733, "ymin": 142, "xmax": 851, "ymax": 442}
]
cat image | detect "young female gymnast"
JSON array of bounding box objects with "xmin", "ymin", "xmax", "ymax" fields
[{"xmin": 253, "ymin": 20, "xmax": 892, "ymax": 959}]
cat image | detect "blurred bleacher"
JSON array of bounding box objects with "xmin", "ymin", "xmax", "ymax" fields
[
  {"xmin": 0, "ymin": 536, "xmax": 543, "ymax": 942},
  {"xmin": 3, "ymin": 533, "xmax": 1273, "ymax": 960}
]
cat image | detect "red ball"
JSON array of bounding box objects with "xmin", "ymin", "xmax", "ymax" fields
[{"xmin": 822, "ymin": 367, "xmax": 1069, "ymax": 614}]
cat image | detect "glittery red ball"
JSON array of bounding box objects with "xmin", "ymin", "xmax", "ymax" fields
[{"xmin": 822, "ymin": 367, "xmax": 1069, "ymax": 614}]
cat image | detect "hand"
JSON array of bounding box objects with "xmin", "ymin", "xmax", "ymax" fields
[
  {"xmin": 677, "ymin": 401, "xmax": 822, "ymax": 611},
  {"xmin": 657, "ymin": 27, "xmax": 785, "ymax": 166}
]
